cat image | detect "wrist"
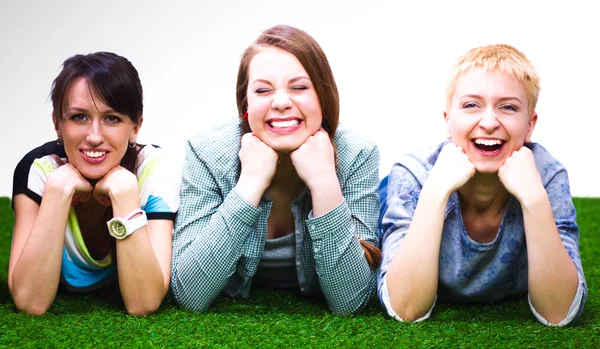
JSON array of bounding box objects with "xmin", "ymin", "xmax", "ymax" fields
[
  {"xmin": 517, "ymin": 184, "xmax": 548, "ymax": 209},
  {"xmin": 107, "ymin": 208, "xmax": 148, "ymax": 239}
]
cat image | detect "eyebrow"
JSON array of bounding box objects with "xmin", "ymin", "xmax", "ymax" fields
[
  {"xmin": 251, "ymin": 76, "xmax": 311, "ymax": 85},
  {"xmin": 65, "ymin": 107, "xmax": 118, "ymax": 114},
  {"xmin": 459, "ymin": 94, "xmax": 523, "ymax": 104}
]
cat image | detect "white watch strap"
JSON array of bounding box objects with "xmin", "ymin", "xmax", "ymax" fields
[{"xmin": 124, "ymin": 209, "xmax": 148, "ymax": 234}]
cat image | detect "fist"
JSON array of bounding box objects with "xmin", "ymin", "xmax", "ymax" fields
[
  {"xmin": 239, "ymin": 133, "xmax": 279, "ymax": 191},
  {"xmin": 290, "ymin": 129, "xmax": 336, "ymax": 190},
  {"xmin": 429, "ymin": 142, "xmax": 476, "ymax": 193},
  {"xmin": 498, "ymin": 146, "xmax": 543, "ymax": 202}
]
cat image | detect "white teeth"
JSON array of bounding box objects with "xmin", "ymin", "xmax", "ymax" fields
[
  {"xmin": 84, "ymin": 151, "xmax": 106, "ymax": 158},
  {"xmin": 474, "ymin": 139, "xmax": 503, "ymax": 146},
  {"xmin": 270, "ymin": 119, "xmax": 299, "ymax": 128}
]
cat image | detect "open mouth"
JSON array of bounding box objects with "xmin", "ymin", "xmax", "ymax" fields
[{"xmin": 473, "ymin": 139, "xmax": 504, "ymax": 152}]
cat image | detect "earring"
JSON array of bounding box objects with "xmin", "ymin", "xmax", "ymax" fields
[
  {"xmin": 57, "ymin": 138, "xmax": 63, "ymax": 145},
  {"xmin": 129, "ymin": 140, "xmax": 137, "ymax": 149},
  {"xmin": 243, "ymin": 112, "xmax": 248, "ymax": 120}
]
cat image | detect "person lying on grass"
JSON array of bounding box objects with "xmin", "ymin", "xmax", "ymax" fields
[
  {"xmin": 171, "ymin": 24, "xmax": 381, "ymax": 314},
  {"xmin": 378, "ymin": 44, "xmax": 586, "ymax": 326},
  {"xmin": 9, "ymin": 52, "xmax": 179, "ymax": 316}
]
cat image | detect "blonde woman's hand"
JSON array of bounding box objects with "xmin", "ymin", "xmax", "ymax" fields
[
  {"xmin": 427, "ymin": 142, "xmax": 476, "ymax": 195},
  {"xmin": 498, "ymin": 146, "xmax": 543, "ymax": 203}
]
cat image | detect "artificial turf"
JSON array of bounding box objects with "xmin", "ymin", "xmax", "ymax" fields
[{"xmin": 0, "ymin": 196, "xmax": 598, "ymax": 348}]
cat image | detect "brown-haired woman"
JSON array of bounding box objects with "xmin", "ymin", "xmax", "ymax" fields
[
  {"xmin": 9, "ymin": 52, "xmax": 179, "ymax": 315},
  {"xmin": 171, "ymin": 25, "xmax": 381, "ymax": 314}
]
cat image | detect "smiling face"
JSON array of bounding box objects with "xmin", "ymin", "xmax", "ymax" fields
[
  {"xmin": 246, "ymin": 47, "xmax": 322, "ymax": 153},
  {"xmin": 55, "ymin": 78, "xmax": 142, "ymax": 179},
  {"xmin": 445, "ymin": 68, "xmax": 537, "ymax": 173}
]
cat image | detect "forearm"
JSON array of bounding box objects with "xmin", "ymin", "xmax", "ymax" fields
[
  {"xmin": 385, "ymin": 184, "xmax": 449, "ymax": 321},
  {"xmin": 309, "ymin": 201, "xmax": 376, "ymax": 314},
  {"xmin": 116, "ymin": 228, "xmax": 167, "ymax": 316},
  {"xmin": 172, "ymin": 189, "xmax": 258, "ymax": 311},
  {"xmin": 11, "ymin": 189, "xmax": 71, "ymax": 315},
  {"xmin": 522, "ymin": 191, "xmax": 579, "ymax": 324}
]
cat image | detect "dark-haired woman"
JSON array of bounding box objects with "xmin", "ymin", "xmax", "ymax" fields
[
  {"xmin": 9, "ymin": 52, "xmax": 179, "ymax": 315},
  {"xmin": 171, "ymin": 25, "xmax": 381, "ymax": 314}
]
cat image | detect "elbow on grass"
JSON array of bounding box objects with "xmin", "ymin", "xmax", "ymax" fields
[
  {"xmin": 125, "ymin": 300, "xmax": 162, "ymax": 316},
  {"xmin": 13, "ymin": 298, "xmax": 51, "ymax": 316},
  {"xmin": 392, "ymin": 303, "xmax": 430, "ymax": 323}
]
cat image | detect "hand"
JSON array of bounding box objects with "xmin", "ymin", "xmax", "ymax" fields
[
  {"xmin": 46, "ymin": 156, "xmax": 93, "ymax": 206},
  {"xmin": 498, "ymin": 146, "xmax": 543, "ymax": 203},
  {"xmin": 428, "ymin": 142, "xmax": 476, "ymax": 194},
  {"xmin": 238, "ymin": 133, "xmax": 279, "ymax": 193},
  {"xmin": 93, "ymin": 166, "xmax": 139, "ymax": 207},
  {"xmin": 290, "ymin": 129, "xmax": 337, "ymax": 191}
]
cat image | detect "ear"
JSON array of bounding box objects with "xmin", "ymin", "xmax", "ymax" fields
[
  {"xmin": 130, "ymin": 116, "xmax": 144, "ymax": 143},
  {"xmin": 524, "ymin": 112, "xmax": 537, "ymax": 143},
  {"xmin": 443, "ymin": 111, "xmax": 452, "ymax": 139},
  {"xmin": 53, "ymin": 113, "xmax": 62, "ymax": 139}
]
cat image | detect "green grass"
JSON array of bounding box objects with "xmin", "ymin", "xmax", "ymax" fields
[{"xmin": 1, "ymin": 196, "xmax": 599, "ymax": 348}]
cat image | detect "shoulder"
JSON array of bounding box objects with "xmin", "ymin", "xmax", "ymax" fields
[
  {"xmin": 185, "ymin": 121, "xmax": 242, "ymax": 167},
  {"xmin": 526, "ymin": 142, "xmax": 568, "ymax": 186},
  {"xmin": 334, "ymin": 125, "xmax": 378, "ymax": 169},
  {"xmin": 14, "ymin": 141, "xmax": 65, "ymax": 175},
  {"xmin": 389, "ymin": 141, "xmax": 448, "ymax": 185}
]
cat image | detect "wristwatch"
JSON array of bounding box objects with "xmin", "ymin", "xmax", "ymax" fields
[{"xmin": 107, "ymin": 208, "xmax": 148, "ymax": 239}]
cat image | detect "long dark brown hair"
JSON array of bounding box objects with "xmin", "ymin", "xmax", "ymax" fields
[{"xmin": 235, "ymin": 25, "xmax": 381, "ymax": 268}]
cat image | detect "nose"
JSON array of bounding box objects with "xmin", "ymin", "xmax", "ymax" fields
[
  {"xmin": 272, "ymin": 89, "xmax": 292, "ymax": 112},
  {"xmin": 479, "ymin": 108, "xmax": 500, "ymax": 132},
  {"xmin": 86, "ymin": 119, "xmax": 104, "ymax": 145}
]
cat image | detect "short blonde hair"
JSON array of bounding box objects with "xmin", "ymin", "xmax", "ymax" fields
[{"xmin": 445, "ymin": 44, "xmax": 540, "ymax": 114}]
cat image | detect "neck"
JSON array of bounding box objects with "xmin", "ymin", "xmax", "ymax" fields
[
  {"xmin": 265, "ymin": 154, "xmax": 305, "ymax": 201},
  {"xmin": 458, "ymin": 172, "xmax": 509, "ymax": 214}
]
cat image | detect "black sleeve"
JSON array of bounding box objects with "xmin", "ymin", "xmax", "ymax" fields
[{"xmin": 12, "ymin": 140, "xmax": 66, "ymax": 209}]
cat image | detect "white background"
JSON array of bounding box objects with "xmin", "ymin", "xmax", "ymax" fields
[{"xmin": 1, "ymin": 0, "xmax": 598, "ymax": 197}]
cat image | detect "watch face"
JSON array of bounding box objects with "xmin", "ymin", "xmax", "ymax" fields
[{"xmin": 110, "ymin": 220, "xmax": 127, "ymax": 239}]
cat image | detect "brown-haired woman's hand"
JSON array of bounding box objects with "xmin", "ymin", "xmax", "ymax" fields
[
  {"xmin": 237, "ymin": 133, "xmax": 279, "ymax": 205},
  {"xmin": 290, "ymin": 129, "xmax": 336, "ymax": 191}
]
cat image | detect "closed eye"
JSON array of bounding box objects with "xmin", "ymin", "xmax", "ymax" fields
[
  {"xmin": 291, "ymin": 85, "xmax": 308, "ymax": 91},
  {"xmin": 255, "ymin": 88, "xmax": 272, "ymax": 94}
]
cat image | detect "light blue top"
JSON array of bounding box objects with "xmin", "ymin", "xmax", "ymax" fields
[{"xmin": 378, "ymin": 141, "xmax": 586, "ymax": 326}]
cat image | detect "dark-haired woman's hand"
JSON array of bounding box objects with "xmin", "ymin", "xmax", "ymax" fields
[
  {"xmin": 92, "ymin": 166, "xmax": 139, "ymax": 209},
  {"xmin": 46, "ymin": 160, "xmax": 93, "ymax": 206},
  {"xmin": 237, "ymin": 133, "xmax": 279, "ymax": 206}
]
